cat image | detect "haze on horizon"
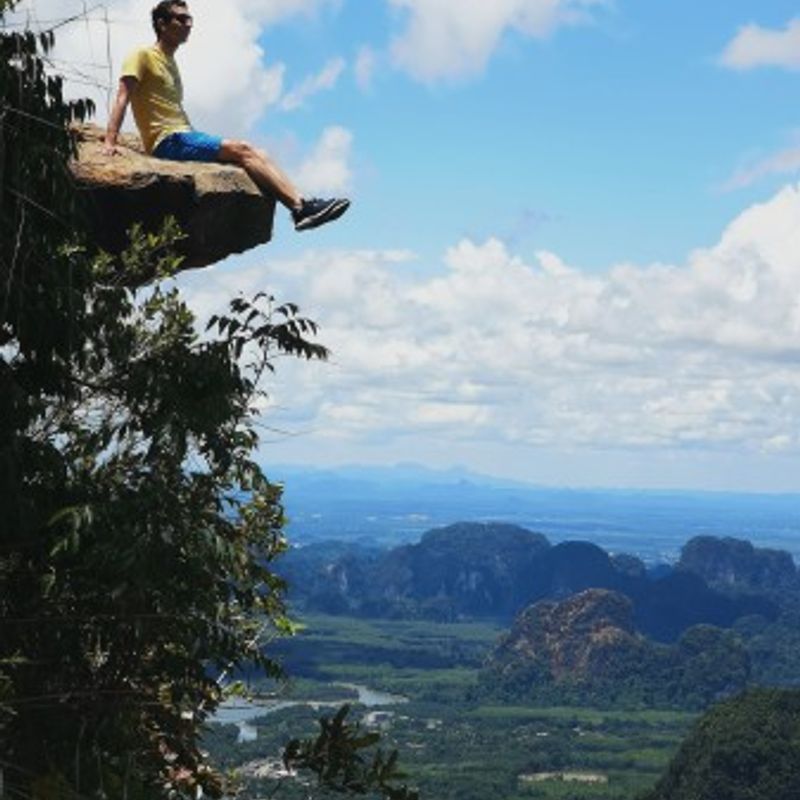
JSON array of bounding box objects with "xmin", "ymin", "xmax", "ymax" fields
[{"xmin": 13, "ymin": 0, "xmax": 800, "ymax": 492}]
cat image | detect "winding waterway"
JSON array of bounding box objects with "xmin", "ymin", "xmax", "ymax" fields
[{"xmin": 212, "ymin": 683, "xmax": 408, "ymax": 743}]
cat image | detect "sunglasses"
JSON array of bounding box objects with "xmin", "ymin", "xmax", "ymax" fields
[{"xmin": 170, "ymin": 12, "xmax": 193, "ymax": 24}]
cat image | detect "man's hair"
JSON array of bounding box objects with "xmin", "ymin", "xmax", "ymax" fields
[{"xmin": 151, "ymin": 1, "xmax": 187, "ymax": 36}]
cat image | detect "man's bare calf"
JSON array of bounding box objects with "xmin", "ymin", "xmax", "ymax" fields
[{"xmin": 218, "ymin": 139, "xmax": 302, "ymax": 211}]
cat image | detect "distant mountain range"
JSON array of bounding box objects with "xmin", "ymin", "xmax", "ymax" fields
[
  {"xmin": 272, "ymin": 463, "xmax": 800, "ymax": 563},
  {"xmin": 277, "ymin": 523, "xmax": 800, "ymax": 705},
  {"xmin": 278, "ymin": 523, "xmax": 785, "ymax": 640}
]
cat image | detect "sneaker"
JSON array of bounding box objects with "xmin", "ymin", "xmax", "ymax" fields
[{"xmin": 292, "ymin": 197, "xmax": 350, "ymax": 231}]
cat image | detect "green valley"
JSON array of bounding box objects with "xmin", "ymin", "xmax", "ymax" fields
[
  {"xmin": 204, "ymin": 614, "xmax": 696, "ymax": 800},
  {"xmin": 203, "ymin": 525, "xmax": 800, "ymax": 799}
]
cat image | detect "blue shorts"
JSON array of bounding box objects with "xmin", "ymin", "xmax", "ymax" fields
[{"xmin": 153, "ymin": 130, "xmax": 223, "ymax": 162}]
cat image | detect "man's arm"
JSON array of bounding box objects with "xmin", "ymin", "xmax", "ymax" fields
[{"xmin": 104, "ymin": 76, "xmax": 137, "ymax": 155}]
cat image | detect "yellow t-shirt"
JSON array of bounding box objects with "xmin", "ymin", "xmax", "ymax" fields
[{"xmin": 121, "ymin": 46, "xmax": 192, "ymax": 154}]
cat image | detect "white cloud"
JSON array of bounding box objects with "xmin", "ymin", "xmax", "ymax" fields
[
  {"xmin": 294, "ymin": 125, "xmax": 354, "ymax": 194},
  {"xmin": 178, "ymin": 185, "xmax": 800, "ymax": 461},
  {"xmin": 722, "ymin": 143, "xmax": 800, "ymax": 191},
  {"xmin": 354, "ymin": 45, "xmax": 377, "ymax": 91},
  {"xmin": 388, "ymin": 0, "xmax": 606, "ymax": 82},
  {"xmin": 7, "ymin": 0, "xmax": 337, "ymax": 136},
  {"xmin": 280, "ymin": 57, "xmax": 346, "ymax": 111},
  {"xmin": 720, "ymin": 18, "xmax": 800, "ymax": 71},
  {"xmin": 237, "ymin": 0, "xmax": 336, "ymax": 27}
]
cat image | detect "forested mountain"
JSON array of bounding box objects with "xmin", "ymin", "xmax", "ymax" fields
[
  {"xmin": 483, "ymin": 589, "xmax": 751, "ymax": 708},
  {"xmin": 278, "ymin": 525, "xmax": 800, "ymax": 705},
  {"xmin": 641, "ymin": 689, "xmax": 800, "ymax": 800},
  {"xmin": 280, "ymin": 522, "xmax": 549, "ymax": 618},
  {"xmin": 679, "ymin": 535, "xmax": 798, "ymax": 595},
  {"xmin": 279, "ymin": 524, "xmax": 784, "ymax": 640}
]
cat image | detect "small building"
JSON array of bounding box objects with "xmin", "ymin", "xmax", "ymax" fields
[{"xmin": 519, "ymin": 771, "xmax": 608, "ymax": 785}]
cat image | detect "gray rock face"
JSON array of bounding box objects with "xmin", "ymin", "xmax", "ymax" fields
[
  {"xmin": 69, "ymin": 124, "xmax": 275, "ymax": 273},
  {"xmin": 678, "ymin": 535, "xmax": 798, "ymax": 594}
]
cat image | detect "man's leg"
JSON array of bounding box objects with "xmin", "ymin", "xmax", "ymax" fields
[
  {"xmin": 154, "ymin": 133, "xmax": 349, "ymax": 231},
  {"xmin": 218, "ymin": 139, "xmax": 350, "ymax": 231},
  {"xmin": 218, "ymin": 139, "xmax": 301, "ymax": 210}
]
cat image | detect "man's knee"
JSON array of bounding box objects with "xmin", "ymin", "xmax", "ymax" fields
[{"xmin": 220, "ymin": 139, "xmax": 256, "ymax": 164}]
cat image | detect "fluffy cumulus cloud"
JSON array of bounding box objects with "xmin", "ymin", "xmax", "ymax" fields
[
  {"xmin": 388, "ymin": 0, "xmax": 606, "ymax": 82},
  {"xmin": 7, "ymin": 0, "xmax": 336, "ymax": 134},
  {"xmin": 720, "ymin": 18, "xmax": 800, "ymax": 71},
  {"xmin": 178, "ymin": 185, "xmax": 800, "ymax": 459},
  {"xmin": 294, "ymin": 125, "xmax": 353, "ymax": 194}
]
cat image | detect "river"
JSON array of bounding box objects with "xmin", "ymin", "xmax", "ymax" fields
[{"xmin": 211, "ymin": 683, "xmax": 408, "ymax": 743}]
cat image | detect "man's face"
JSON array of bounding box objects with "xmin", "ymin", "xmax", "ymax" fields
[{"xmin": 160, "ymin": 3, "xmax": 193, "ymax": 46}]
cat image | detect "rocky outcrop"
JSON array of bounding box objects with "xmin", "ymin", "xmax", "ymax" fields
[
  {"xmin": 280, "ymin": 524, "xmax": 779, "ymax": 635},
  {"xmin": 484, "ymin": 590, "xmax": 751, "ymax": 708},
  {"xmin": 612, "ymin": 553, "xmax": 647, "ymax": 579},
  {"xmin": 526, "ymin": 541, "xmax": 626, "ymax": 601},
  {"xmin": 490, "ymin": 589, "xmax": 647, "ymax": 682},
  {"xmin": 367, "ymin": 522, "xmax": 552, "ymax": 620},
  {"xmin": 69, "ymin": 124, "xmax": 275, "ymax": 273},
  {"xmin": 279, "ymin": 522, "xmax": 552, "ymax": 621},
  {"xmin": 678, "ymin": 536, "xmax": 798, "ymax": 595}
]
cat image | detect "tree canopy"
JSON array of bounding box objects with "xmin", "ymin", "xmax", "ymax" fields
[
  {"xmin": 641, "ymin": 688, "xmax": 800, "ymax": 800},
  {"xmin": 0, "ymin": 5, "xmax": 380, "ymax": 798}
]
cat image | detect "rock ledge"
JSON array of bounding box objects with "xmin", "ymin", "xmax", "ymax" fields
[{"xmin": 69, "ymin": 124, "xmax": 275, "ymax": 271}]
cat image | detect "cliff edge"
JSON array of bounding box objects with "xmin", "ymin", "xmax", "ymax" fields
[{"xmin": 69, "ymin": 124, "xmax": 275, "ymax": 274}]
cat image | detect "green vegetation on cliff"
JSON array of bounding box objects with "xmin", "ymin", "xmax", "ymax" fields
[
  {"xmin": 679, "ymin": 536, "xmax": 798, "ymax": 595},
  {"xmin": 0, "ymin": 8, "xmax": 357, "ymax": 799},
  {"xmin": 641, "ymin": 688, "xmax": 800, "ymax": 800},
  {"xmin": 281, "ymin": 527, "xmax": 779, "ymax": 640},
  {"xmin": 482, "ymin": 590, "xmax": 751, "ymax": 710}
]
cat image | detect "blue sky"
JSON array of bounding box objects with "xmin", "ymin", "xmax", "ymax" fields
[
  {"xmin": 12, "ymin": 0, "xmax": 800, "ymax": 491},
  {"xmin": 253, "ymin": 0, "xmax": 800, "ymax": 268}
]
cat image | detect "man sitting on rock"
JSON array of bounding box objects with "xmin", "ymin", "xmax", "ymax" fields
[{"xmin": 104, "ymin": 0, "xmax": 349, "ymax": 232}]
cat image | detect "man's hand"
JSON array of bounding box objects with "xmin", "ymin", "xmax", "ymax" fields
[{"xmin": 104, "ymin": 77, "xmax": 136, "ymax": 157}]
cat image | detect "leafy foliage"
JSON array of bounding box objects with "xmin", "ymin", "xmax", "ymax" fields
[
  {"xmin": 283, "ymin": 705, "xmax": 419, "ymax": 799},
  {"xmin": 2, "ymin": 257, "xmax": 333, "ymax": 795},
  {"xmin": 0, "ymin": 7, "xmax": 340, "ymax": 799},
  {"xmin": 641, "ymin": 688, "xmax": 800, "ymax": 800},
  {"xmin": 1, "ymin": 0, "xmax": 95, "ymax": 393}
]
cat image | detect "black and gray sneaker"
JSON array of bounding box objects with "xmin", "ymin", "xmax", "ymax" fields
[{"xmin": 292, "ymin": 197, "xmax": 350, "ymax": 231}]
